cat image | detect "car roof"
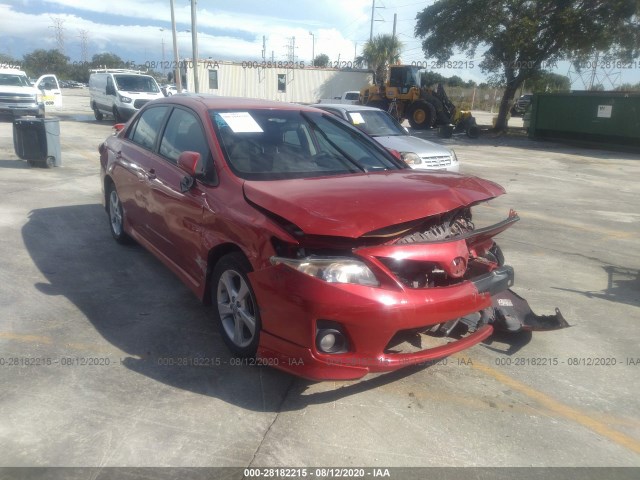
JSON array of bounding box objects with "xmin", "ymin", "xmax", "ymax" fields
[
  {"xmin": 162, "ymin": 94, "xmax": 322, "ymax": 112},
  {"xmin": 312, "ymin": 103, "xmax": 382, "ymax": 112}
]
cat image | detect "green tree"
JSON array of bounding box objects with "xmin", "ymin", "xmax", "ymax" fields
[
  {"xmin": 22, "ymin": 49, "xmax": 69, "ymax": 77},
  {"xmin": 91, "ymin": 52, "xmax": 127, "ymax": 69},
  {"xmin": 313, "ymin": 54, "xmax": 330, "ymax": 67},
  {"xmin": 526, "ymin": 71, "xmax": 571, "ymax": 93},
  {"xmin": 0, "ymin": 53, "xmax": 18, "ymax": 67},
  {"xmin": 415, "ymin": 1, "xmax": 640, "ymax": 131},
  {"xmin": 355, "ymin": 34, "xmax": 403, "ymax": 84},
  {"xmin": 616, "ymin": 82, "xmax": 640, "ymax": 91}
]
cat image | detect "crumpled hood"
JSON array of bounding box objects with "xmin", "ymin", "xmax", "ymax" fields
[
  {"xmin": 373, "ymin": 135, "xmax": 451, "ymax": 156},
  {"xmin": 244, "ymin": 170, "xmax": 505, "ymax": 238}
]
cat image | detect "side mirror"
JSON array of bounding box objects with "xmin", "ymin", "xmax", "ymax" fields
[{"xmin": 177, "ymin": 151, "xmax": 201, "ymax": 192}]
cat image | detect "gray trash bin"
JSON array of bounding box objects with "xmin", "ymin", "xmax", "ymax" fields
[{"xmin": 13, "ymin": 117, "xmax": 62, "ymax": 168}]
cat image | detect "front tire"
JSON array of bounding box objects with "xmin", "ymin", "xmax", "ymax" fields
[
  {"xmin": 408, "ymin": 102, "xmax": 436, "ymax": 129},
  {"xmin": 94, "ymin": 106, "xmax": 103, "ymax": 121},
  {"xmin": 211, "ymin": 253, "xmax": 261, "ymax": 357},
  {"xmin": 107, "ymin": 183, "xmax": 131, "ymax": 244}
]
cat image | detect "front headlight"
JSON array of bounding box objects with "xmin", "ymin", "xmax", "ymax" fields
[
  {"xmin": 119, "ymin": 95, "xmax": 132, "ymax": 103},
  {"xmin": 36, "ymin": 93, "xmax": 43, "ymax": 103},
  {"xmin": 451, "ymin": 150, "xmax": 458, "ymax": 163},
  {"xmin": 400, "ymin": 152, "xmax": 421, "ymax": 165},
  {"xmin": 270, "ymin": 256, "xmax": 379, "ymax": 287}
]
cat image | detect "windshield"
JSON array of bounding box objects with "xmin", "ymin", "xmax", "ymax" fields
[
  {"xmin": 211, "ymin": 109, "xmax": 404, "ymax": 180},
  {"xmin": 0, "ymin": 73, "xmax": 31, "ymax": 87},
  {"xmin": 114, "ymin": 75, "xmax": 159, "ymax": 93},
  {"xmin": 346, "ymin": 110, "xmax": 406, "ymax": 137}
]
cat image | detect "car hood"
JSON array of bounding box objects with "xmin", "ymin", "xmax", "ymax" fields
[
  {"xmin": 373, "ymin": 135, "xmax": 451, "ymax": 156},
  {"xmin": 243, "ymin": 170, "xmax": 504, "ymax": 238},
  {"xmin": 0, "ymin": 85, "xmax": 38, "ymax": 95}
]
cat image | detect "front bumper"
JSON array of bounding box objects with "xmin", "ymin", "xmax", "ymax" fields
[
  {"xmin": 251, "ymin": 262, "xmax": 508, "ymax": 381},
  {"xmin": 0, "ymin": 103, "xmax": 44, "ymax": 117}
]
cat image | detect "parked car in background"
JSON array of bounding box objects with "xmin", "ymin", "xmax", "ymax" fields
[
  {"xmin": 317, "ymin": 91, "xmax": 360, "ymax": 104},
  {"xmin": 511, "ymin": 94, "xmax": 532, "ymax": 115},
  {"xmin": 163, "ymin": 84, "xmax": 187, "ymax": 96},
  {"xmin": 99, "ymin": 95, "xmax": 566, "ymax": 380},
  {"xmin": 89, "ymin": 68, "xmax": 163, "ymax": 122},
  {"xmin": 313, "ymin": 103, "xmax": 459, "ymax": 172}
]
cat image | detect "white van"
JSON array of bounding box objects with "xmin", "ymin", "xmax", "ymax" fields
[
  {"xmin": 0, "ymin": 67, "xmax": 62, "ymax": 117},
  {"xmin": 89, "ymin": 69, "xmax": 163, "ymax": 122}
]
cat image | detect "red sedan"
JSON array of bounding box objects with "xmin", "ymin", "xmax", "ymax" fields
[{"xmin": 99, "ymin": 96, "xmax": 567, "ymax": 381}]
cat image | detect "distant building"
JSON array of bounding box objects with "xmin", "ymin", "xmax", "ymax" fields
[{"xmin": 183, "ymin": 60, "xmax": 372, "ymax": 104}]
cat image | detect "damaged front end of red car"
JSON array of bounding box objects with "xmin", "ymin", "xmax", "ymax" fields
[{"xmin": 245, "ymin": 174, "xmax": 568, "ymax": 381}]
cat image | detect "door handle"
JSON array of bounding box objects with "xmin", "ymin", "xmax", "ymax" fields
[
  {"xmin": 115, "ymin": 150, "xmax": 122, "ymax": 159},
  {"xmin": 147, "ymin": 168, "xmax": 156, "ymax": 180}
]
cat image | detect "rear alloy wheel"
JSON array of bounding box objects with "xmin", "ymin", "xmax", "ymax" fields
[
  {"xmin": 408, "ymin": 102, "xmax": 436, "ymax": 129},
  {"xmin": 212, "ymin": 253, "xmax": 261, "ymax": 357},
  {"xmin": 107, "ymin": 184, "xmax": 131, "ymax": 244}
]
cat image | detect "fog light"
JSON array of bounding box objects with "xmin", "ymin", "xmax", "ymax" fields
[{"xmin": 316, "ymin": 328, "xmax": 347, "ymax": 354}]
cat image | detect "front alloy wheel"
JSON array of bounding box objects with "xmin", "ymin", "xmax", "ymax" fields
[{"xmin": 212, "ymin": 253, "xmax": 261, "ymax": 357}]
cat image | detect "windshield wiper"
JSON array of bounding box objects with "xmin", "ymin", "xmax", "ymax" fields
[{"xmin": 301, "ymin": 112, "xmax": 366, "ymax": 172}]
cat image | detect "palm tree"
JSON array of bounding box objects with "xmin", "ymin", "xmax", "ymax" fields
[{"xmin": 355, "ymin": 34, "xmax": 403, "ymax": 84}]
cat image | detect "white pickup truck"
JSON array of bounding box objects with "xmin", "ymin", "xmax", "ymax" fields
[
  {"xmin": 318, "ymin": 91, "xmax": 360, "ymax": 105},
  {"xmin": 0, "ymin": 66, "xmax": 62, "ymax": 117}
]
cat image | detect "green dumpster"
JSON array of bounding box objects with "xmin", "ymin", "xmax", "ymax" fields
[{"xmin": 528, "ymin": 92, "xmax": 640, "ymax": 150}]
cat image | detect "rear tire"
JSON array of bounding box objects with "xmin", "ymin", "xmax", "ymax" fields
[
  {"xmin": 211, "ymin": 253, "xmax": 261, "ymax": 358},
  {"xmin": 107, "ymin": 183, "xmax": 132, "ymax": 244},
  {"xmin": 94, "ymin": 106, "xmax": 103, "ymax": 121}
]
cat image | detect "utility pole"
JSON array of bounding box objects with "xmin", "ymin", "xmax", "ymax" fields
[
  {"xmin": 169, "ymin": 0, "xmax": 182, "ymax": 91},
  {"xmin": 191, "ymin": 0, "xmax": 199, "ymax": 93},
  {"xmin": 354, "ymin": 42, "xmax": 357, "ymax": 63},
  {"xmin": 309, "ymin": 31, "xmax": 314, "ymax": 66},
  {"xmin": 369, "ymin": 0, "xmax": 375, "ymax": 42},
  {"xmin": 392, "ymin": 13, "xmax": 397, "ymax": 40},
  {"xmin": 262, "ymin": 36, "xmax": 266, "ymax": 61}
]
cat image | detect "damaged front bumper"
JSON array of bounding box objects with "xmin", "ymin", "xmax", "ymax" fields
[{"xmin": 253, "ymin": 211, "xmax": 569, "ymax": 381}]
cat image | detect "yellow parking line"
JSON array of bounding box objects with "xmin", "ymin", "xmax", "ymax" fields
[
  {"xmin": 0, "ymin": 332, "xmax": 52, "ymax": 344},
  {"xmin": 471, "ymin": 360, "xmax": 640, "ymax": 455}
]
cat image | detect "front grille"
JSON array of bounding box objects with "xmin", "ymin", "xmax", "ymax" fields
[
  {"xmin": 419, "ymin": 154, "xmax": 452, "ymax": 168},
  {"xmin": 133, "ymin": 99, "xmax": 149, "ymax": 109},
  {"xmin": 0, "ymin": 94, "xmax": 36, "ymax": 105}
]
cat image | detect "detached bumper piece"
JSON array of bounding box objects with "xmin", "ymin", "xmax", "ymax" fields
[{"xmin": 491, "ymin": 289, "xmax": 569, "ymax": 332}]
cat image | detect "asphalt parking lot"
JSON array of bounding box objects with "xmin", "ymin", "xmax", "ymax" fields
[{"xmin": 0, "ymin": 90, "xmax": 639, "ymax": 476}]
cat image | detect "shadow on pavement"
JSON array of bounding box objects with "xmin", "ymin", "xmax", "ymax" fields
[{"xmin": 23, "ymin": 204, "xmax": 443, "ymax": 412}]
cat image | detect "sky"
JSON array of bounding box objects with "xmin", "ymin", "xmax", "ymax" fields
[{"xmin": 2, "ymin": 0, "xmax": 638, "ymax": 89}]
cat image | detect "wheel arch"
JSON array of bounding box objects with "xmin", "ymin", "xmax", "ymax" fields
[
  {"xmin": 103, "ymin": 175, "xmax": 115, "ymax": 212},
  {"xmin": 203, "ymin": 243, "xmax": 250, "ymax": 305}
]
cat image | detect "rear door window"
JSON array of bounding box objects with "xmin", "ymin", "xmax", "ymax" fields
[{"xmin": 128, "ymin": 106, "xmax": 169, "ymax": 151}]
